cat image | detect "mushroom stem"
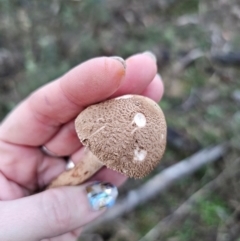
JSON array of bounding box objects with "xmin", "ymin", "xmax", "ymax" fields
[{"xmin": 47, "ymin": 149, "xmax": 103, "ymax": 189}]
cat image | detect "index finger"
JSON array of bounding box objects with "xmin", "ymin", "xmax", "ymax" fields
[{"xmin": 0, "ymin": 57, "xmax": 126, "ymax": 145}]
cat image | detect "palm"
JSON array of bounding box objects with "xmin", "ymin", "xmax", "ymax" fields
[{"xmin": 0, "ymin": 143, "xmax": 64, "ymax": 199}]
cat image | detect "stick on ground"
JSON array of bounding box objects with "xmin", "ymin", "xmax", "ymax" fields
[
  {"xmin": 86, "ymin": 143, "xmax": 228, "ymax": 231},
  {"xmin": 138, "ymin": 157, "xmax": 239, "ymax": 241}
]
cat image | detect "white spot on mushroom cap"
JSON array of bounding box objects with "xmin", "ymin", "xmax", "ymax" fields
[
  {"xmin": 134, "ymin": 148, "xmax": 147, "ymax": 161},
  {"xmin": 115, "ymin": 95, "xmax": 133, "ymax": 100},
  {"xmin": 134, "ymin": 113, "xmax": 146, "ymax": 128}
]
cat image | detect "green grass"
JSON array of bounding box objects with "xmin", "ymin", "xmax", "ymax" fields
[
  {"xmin": 166, "ymin": 194, "xmax": 230, "ymax": 241},
  {"xmin": 128, "ymin": 205, "xmax": 161, "ymax": 237},
  {"xmin": 196, "ymin": 195, "xmax": 230, "ymax": 226},
  {"xmin": 165, "ymin": 0, "xmax": 200, "ymax": 16},
  {"xmin": 177, "ymin": 220, "xmax": 197, "ymax": 241}
]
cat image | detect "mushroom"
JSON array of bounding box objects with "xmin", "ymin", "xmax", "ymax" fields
[{"xmin": 48, "ymin": 94, "xmax": 167, "ymax": 188}]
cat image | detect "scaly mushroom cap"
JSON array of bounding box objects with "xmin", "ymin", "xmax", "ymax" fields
[{"xmin": 75, "ymin": 95, "xmax": 167, "ymax": 178}]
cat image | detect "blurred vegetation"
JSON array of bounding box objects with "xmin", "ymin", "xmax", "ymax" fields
[{"xmin": 1, "ymin": 0, "xmax": 240, "ymax": 240}]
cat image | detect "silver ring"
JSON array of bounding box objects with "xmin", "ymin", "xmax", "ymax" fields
[
  {"xmin": 66, "ymin": 159, "xmax": 75, "ymax": 170},
  {"xmin": 41, "ymin": 145, "xmax": 59, "ymax": 157},
  {"xmin": 41, "ymin": 146, "xmax": 75, "ymax": 170}
]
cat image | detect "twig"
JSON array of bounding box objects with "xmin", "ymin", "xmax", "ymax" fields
[
  {"xmin": 172, "ymin": 48, "xmax": 205, "ymax": 74},
  {"xmin": 138, "ymin": 157, "xmax": 240, "ymax": 241},
  {"xmin": 211, "ymin": 52, "xmax": 240, "ymax": 66},
  {"xmin": 85, "ymin": 143, "xmax": 228, "ymax": 231}
]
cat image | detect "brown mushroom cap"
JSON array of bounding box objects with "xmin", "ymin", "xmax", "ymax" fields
[{"xmin": 75, "ymin": 95, "xmax": 167, "ymax": 178}]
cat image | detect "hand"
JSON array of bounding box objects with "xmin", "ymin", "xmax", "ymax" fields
[{"xmin": 0, "ymin": 52, "xmax": 164, "ymax": 241}]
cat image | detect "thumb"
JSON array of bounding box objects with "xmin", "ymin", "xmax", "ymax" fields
[{"xmin": 0, "ymin": 182, "xmax": 118, "ymax": 241}]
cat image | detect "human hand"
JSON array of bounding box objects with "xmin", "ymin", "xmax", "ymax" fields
[{"xmin": 0, "ymin": 52, "xmax": 164, "ymax": 241}]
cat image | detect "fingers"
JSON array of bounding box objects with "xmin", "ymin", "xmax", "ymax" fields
[
  {"xmin": 111, "ymin": 52, "xmax": 157, "ymax": 97},
  {"xmin": 37, "ymin": 156, "xmax": 67, "ymax": 188},
  {"xmin": 141, "ymin": 74, "xmax": 164, "ymax": 102},
  {"xmin": 41, "ymin": 228, "xmax": 83, "ymax": 241},
  {"xmin": 41, "ymin": 52, "xmax": 159, "ymax": 157},
  {"xmin": 38, "ymin": 143, "xmax": 128, "ymax": 187},
  {"xmin": 0, "ymin": 57, "xmax": 126, "ymax": 145},
  {"xmin": 90, "ymin": 167, "xmax": 128, "ymax": 186},
  {"xmin": 0, "ymin": 172, "xmax": 28, "ymax": 200},
  {"xmin": 42, "ymin": 120, "xmax": 82, "ymax": 157},
  {"xmin": 0, "ymin": 182, "xmax": 122, "ymax": 240},
  {"xmin": 0, "ymin": 139, "xmax": 67, "ymax": 193}
]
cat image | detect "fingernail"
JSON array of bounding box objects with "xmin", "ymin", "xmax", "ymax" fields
[
  {"xmin": 86, "ymin": 182, "xmax": 118, "ymax": 211},
  {"xmin": 110, "ymin": 56, "xmax": 126, "ymax": 70},
  {"xmin": 142, "ymin": 51, "xmax": 157, "ymax": 63}
]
